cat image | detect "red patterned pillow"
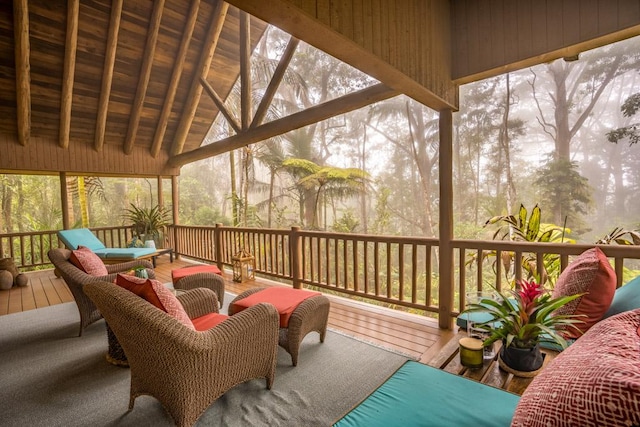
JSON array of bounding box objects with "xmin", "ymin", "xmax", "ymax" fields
[
  {"xmin": 552, "ymin": 247, "xmax": 616, "ymax": 338},
  {"xmin": 115, "ymin": 274, "xmax": 194, "ymax": 330},
  {"xmin": 70, "ymin": 246, "xmax": 108, "ymax": 276},
  {"xmin": 512, "ymin": 309, "xmax": 640, "ymax": 427}
]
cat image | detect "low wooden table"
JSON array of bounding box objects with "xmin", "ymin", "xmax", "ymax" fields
[
  {"xmin": 151, "ymin": 248, "xmax": 173, "ymax": 267},
  {"xmin": 427, "ymin": 331, "xmax": 559, "ymax": 395}
]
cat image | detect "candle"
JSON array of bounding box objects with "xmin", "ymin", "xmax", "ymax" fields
[{"xmin": 459, "ymin": 337, "xmax": 484, "ymax": 368}]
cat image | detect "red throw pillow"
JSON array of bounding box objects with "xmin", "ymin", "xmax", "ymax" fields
[
  {"xmin": 551, "ymin": 247, "xmax": 616, "ymax": 338},
  {"xmin": 512, "ymin": 309, "xmax": 640, "ymax": 426},
  {"xmin": 70, "ymin": 246, "xmax": 108, "ymax": 276},
  {"xmin": 115, "ymin": 274, "xmax": 194, "ymax": 330}
]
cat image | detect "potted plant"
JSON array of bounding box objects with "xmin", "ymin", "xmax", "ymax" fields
[
  {"xmin": 463, "ymin": 279, "xmax": 584, "ymax": 373},
  {"xmin": 124, "ymin": 204, "xmax": 170, "ymax": 248}
]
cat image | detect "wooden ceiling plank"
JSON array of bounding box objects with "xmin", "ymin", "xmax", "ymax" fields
[
  {"xmin": 250, "ymin": 36, "xmax": 299, "ymax": 128},
  {"xmin": 169, "ymin": 83, "xmax": 398, "ymax": 167},
  {"xmin": 59, "ymin": 0, "xmax": 79, "ymax": 149},
  {"xmin": 200, "ymin": 76, "xmax": 241, "ymax": 133},
  {"xmin": 150, "ymin": 0, "xmax": 200, "ymax": 159},
  {"xmin": 240, "ymin": 10, "xmax": 251, "ymax": 129},
  {"xmin": 94, "ymin": 0, "xmax": 124, "ymax": 152},
  {"xmin": 13, "ymin": 0, "xmax": 30, "ymax": 146},
  {"xmin": 124, "ymin": 0, "xmax": 165, "ymax": 155},
  {"xmin": 170, "ymin": 2, "xmax": 230, "ymax": 157}
]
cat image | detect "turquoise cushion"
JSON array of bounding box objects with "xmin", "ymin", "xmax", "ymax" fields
[
  {"xmin": 333, "ymin": 361, "xmax": 519, "ymax": 427},
  {"xmin": 456, "ymin": 311, "xmax": 496, "ymax": 331},
  {"xmin": 604, "ymin": 275, "xmax": 640, "ymax": 318},
  {"xmin": 58, "ymin": 228, "xmax": 105, "ymax": 251},
  {"xmin": 94, "ymin": 248, "xmax": 156, "ymax": 259}
]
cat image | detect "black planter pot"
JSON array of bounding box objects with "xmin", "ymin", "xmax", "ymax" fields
[{"xmin": 500, "ymin": 343, "xmax": 544, "ymax": 372}]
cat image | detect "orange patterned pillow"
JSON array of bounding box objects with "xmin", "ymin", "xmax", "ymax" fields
[
  {"xmin": 70, "ymin": 246, "xmax": 108, "ymax": 276},
  {"xmin": 512, "ymin": 309, "xmax": 640, "ymax": 427},
  {"xmin": 115, "ymin": 274, "xmax": 194, "ymax": 330},
  {"xmin": 552, "ymin": 247, "xmax": 616, "ymax": 338}
]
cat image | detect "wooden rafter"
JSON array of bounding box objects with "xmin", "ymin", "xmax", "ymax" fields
[
  {"xmin": 124, "ymin": 0, "xmax": 165, "ymax": 155},
  {"xmin": 59, "ymin": 0, "xmax": 79, "ymax": 149},
  {"xmin": 240, "ymin": 11, "xmax": 251, "ymax": 129},
  {"xmin": 169, "ymin": 83, "xmax": 398, "ymax": 167},
  {"xmin": 150, "ymin": 0, "xmax": 200, "ymax": 159},
  {"xmin": 200, "ymin": 77, "xmax": 241, "ymax": 133},
  {"xmin": 170, "ymin": 2, "xmax": 229, "ymax": 157},
  {"xmin": 13, "ymin": 0, "xmax": 30, "ymax": 146},
  {"xmin": 251, "ymin": 37, "xmax": 299, "ymax": 128},
  {"xmin": 94, "ymin": 0, "xmax": 123, "ymax": 151}
]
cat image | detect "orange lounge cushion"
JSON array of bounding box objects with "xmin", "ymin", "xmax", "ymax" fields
[
  {"xmin": 191, "ymin": 313, "xmax": 228, "ymax": 331},
  {"xmin": 115, "ymin": 274, "xmax": 195, "ymax": 330},
  {"xmin": 231, "ymin": 287, "xmax": 321, "ymax": 327},
  {"xmin": 171, "ymin": 265, "xmax": 222, "ymax": 284},
  {"xmin": 70, "ymin": 246, "xmax": 108, "ymax": 276}
]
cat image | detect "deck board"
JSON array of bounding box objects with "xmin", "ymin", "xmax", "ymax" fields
[{"xmin": 0, "ymin": 255, "xmax": 453, "ymax": 362}]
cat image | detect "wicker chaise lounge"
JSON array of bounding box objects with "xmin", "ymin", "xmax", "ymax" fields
[
  {"xmin": 47, "ymin": 248, "xmax": 155, "ymax": 336},
  {"xmin": 84, "ymin": 282, "xmax": 280, "ymax": 427}
]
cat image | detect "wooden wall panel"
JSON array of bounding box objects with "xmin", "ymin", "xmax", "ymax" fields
[
  {"xmin": 452, "ymin": 0, "xmax": 640, "ymax": 83},
  {"xmin": 229, "ymin": 0, "xmax": 458, "ymax": 110},
  {"xmin": 0, "ymin": 134, "xmax": 178, "ymax": 176}
]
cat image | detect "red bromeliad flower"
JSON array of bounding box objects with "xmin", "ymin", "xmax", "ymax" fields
[{"xmin": 517, "ymin": 279, "xmax": 544, "ymax": 317}]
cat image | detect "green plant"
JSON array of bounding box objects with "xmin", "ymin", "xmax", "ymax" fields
[
  {"xmin": 463, "ymin": 280, "xmax": 584, "ymax": 350},
  {"xmin": 123, "ymin": 204, "xmax": 170, "ymax": 241},
  {"xmin": 596, "ymin": 227, "xmax": 640, "ymax": 245}
]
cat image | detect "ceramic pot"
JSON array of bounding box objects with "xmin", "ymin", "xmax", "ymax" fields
[{"xmin": 500, "ymin": 342, "xmax": 544, "ymax": 372}]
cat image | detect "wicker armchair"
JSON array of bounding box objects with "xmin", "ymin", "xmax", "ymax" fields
[
  {"xmin": 47, "ymin": 248, "xmax": 155, "ymax": 336},
  {"xmin": 84, "ymin": 282, "xmax": 279, "ymax": 427},
  {"xmin": 173, "ymin": 271, "xmax": 226, "ymax": 306}
]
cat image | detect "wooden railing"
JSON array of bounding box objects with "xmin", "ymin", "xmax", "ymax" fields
[{"xmin": 5, "ymin": 225, "xmax": 640, "ymax": 325}]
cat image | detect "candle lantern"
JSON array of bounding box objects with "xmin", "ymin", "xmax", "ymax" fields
[{"xmin": 232, "ymin": 249, "xmax": 255, "ymax": 282}]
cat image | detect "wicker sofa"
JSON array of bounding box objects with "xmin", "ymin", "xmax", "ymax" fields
[{"xmin": 84, "ymin": 282, "xmax": 280, "ymax": 427}]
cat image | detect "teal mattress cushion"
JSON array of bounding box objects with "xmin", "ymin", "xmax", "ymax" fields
[
  {"xmin": 333, "ymin": 361, "xmax": 519, "ymax": 427},
  {"xmin": 604, "ymin": 275, "xmax": 640, "ymax": 318},
  {"xmin": 58, "ymin": 228, "xmax": 106, "ymax": 251},
  {"xmin": 94, "ymin": 248, "xmax": 156, "ymax": 259}
]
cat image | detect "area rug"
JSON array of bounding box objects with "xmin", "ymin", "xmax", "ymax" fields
[{"xmin": 0, "ymin": 298, "xmax": 408, "ymax": 426}]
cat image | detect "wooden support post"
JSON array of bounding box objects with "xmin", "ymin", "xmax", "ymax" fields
[
  {"xmin": 13, "ymin": 0, "xmax": 30, "ymax": 146},
  {"xmin": 240, "ymin": 11, "xmax": 251, "ymax": 130},
  {"xmin": 59, "ymin": 0, "xmax": 79, "ymax": 148},
  {"xmin": 60, "ymin": 172, "xmax": 70, "ymax": 231},
  {"xmin": 171, "ymin": 175, "xmax": 179, "ymax": 259},
  {"xmin": 214, "ymin": 223, "xmax": 224, "ymax": 273},
  {"xmin": 438, "ymin": 109, "xmax": 454, "ymax": 329},
  {"xmin": 291, "ymin": 226, "xmax": 302, "ymax": 289}
]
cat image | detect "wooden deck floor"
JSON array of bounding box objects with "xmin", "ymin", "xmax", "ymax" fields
[{"xmin": 0, "ymin": 255, "xmax": 454, "ymax": 363}]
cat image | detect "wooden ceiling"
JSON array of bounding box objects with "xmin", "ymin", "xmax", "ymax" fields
[{"xmin": 0, "ymin": 0, "xmax": 639, "ymax": 177}]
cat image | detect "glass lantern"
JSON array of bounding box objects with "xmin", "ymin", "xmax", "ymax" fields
[{"xmin": 232, "ymin": 249, "xmax": 255, "ymax": 282}]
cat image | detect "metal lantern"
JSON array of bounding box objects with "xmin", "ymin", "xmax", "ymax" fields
[{"xmin": 232, "ymin": 249, "xmax": 255, "ymax": 282}]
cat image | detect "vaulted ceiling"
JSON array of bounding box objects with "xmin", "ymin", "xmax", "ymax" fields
[{"xmin": 1, "ymin": 0, "xmax": 639, "ymax": 177}]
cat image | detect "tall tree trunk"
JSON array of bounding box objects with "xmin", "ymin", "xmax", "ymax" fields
[
  {"xmin": 360, "ymin": 125, "xmax": 368, "ymax": 233},
  {"xmin": 499, "ymin": 73, "xmax": 517, "ymax": 212}
]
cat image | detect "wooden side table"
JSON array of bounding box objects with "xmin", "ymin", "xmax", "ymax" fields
[
  {"xmin": 151, "ymin": 248, "xmax": 173, "ymax": 267},
  {"xmin": 427, "ymin": 331, "xmax": 559, "ymax": 395}
]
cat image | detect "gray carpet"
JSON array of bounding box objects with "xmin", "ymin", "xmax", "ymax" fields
[{"xmin": 0, "ymin": 296, "xmax": 408, "ymax": 427}]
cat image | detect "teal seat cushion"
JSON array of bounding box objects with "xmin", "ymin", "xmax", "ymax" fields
[
  {"xmin": 456, "ymin": 311, "xmax": 496, "ymax": 331},
  {"xmin": 333, "ymin": 361, "xmax": 519, "ymax": 427},
  {"xmin": 58, "ymin": 228, "xmax": 106, "ymax": 251},
  {"xmin": 94, "ymin": 248, "xmax": 156, "ymax": 259},
  {"xmin": 604, "ymin": 275, "xmax": 640, "ymax": 318}
]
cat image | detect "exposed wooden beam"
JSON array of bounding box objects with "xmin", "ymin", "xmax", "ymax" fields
[
  {"xmin": 59, "ymin": 0, "xmax": 79, "ymax": 149},
  {"xmin": 200, "ymin": 77, "xmax": 241, "ymax": 133},
  {"xmin": 13, "ymin": 0, "xmax": 30, "ymax": 146},
  {"xmin": 94, "ymin": 0, "xmax": 123, "ymax": 152},
  {"xmin": 150, "ymin": 0, "xmax": 200, "ymax": 158},
  {"xmin": 240, "ymin": 11, "xmax": 251, "ymax": 129},
  {"xmin": 250, "ymin": 37, "xmax": 299, "ymax": 128},
  {"xmin": 124, "ymin": 0, "xmax": 165, "ymax": 155},
  {"xmin": 169, "ymin": 83, "xmax": 398, "ymax": 167},
  {"xmin": 438, "ymin": 109, "xmax": 454, "ymax": 330},
  {"xmin": 170, "ymin": 2, "xmax": 229, "ymax": 157}
]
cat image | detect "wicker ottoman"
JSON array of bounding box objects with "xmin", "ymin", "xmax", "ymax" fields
[{"xmin": 229, "ymin": 287, "xmax": 330, "ymax": 366}]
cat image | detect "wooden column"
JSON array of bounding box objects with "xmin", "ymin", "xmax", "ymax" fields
[
  {"xmin": 171, "ymin": 175, "xmax": 179, "ymax": 258},
  {"xmin": 438, "ymin": 109, "xmax": 454, "ymax": 329},
  {"xmin": 214, "ymin": 223, "xmax": 224, "ymax": 272},
  {"xmin": 59, "ymin": 172, "xmax": 70, "ymax": 230},
  {"xmin": 290, "ymin": 226, "xmax": 302, "ymax": 289},
  {"xmin": 13, "ymin": 0, "xmax": 30, "ymax": 146}
]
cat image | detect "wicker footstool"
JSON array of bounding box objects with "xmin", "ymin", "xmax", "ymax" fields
[{"xmin": 229, "ymin": 287, "xmax": 330, "ymax": 366}]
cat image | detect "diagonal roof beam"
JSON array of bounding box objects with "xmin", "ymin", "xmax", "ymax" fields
[
  {"xmin": 168, "ymin": 83, "xmax": 398, "ymax": 167},
  {"xmin": 94, "ymin": 0, "xmax": 123, "ymax": 151},
  {"xmin": 200, "ymin": 77, "xmax": 241, "ymax": 133},
  {"xmin": 150, "ymin": 0, "xmax": 200, "ymax": 158},
  {"xmin": 13, "ymin": 0, "xmax": 30, "ymax": 146},
  {"xmin": 250, "ymin": 36, "xmax": 299, "ymax": 128},
  {"xmin": 170, "ymin": 1, "xmax": 229, "ymax": 157},
  {"xmin": 239, "ymin": 10, "xmax": 251, "ymax": 129},
  {"xmin": 123, "ymin": 0, "xmax": 165, "ymax": 155},
  {"xmin": 59, "ymin": 0, "xmax": 79, "ymax": 149}
]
